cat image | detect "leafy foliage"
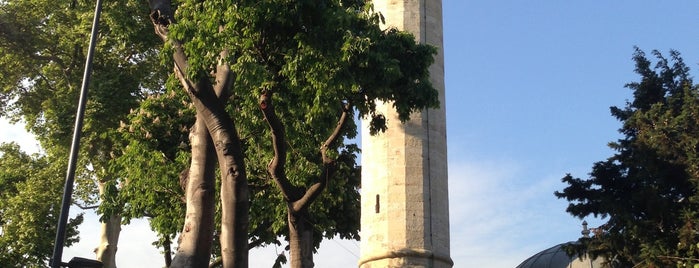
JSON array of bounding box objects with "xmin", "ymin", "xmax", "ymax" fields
[
  {"xmin": 1, "ymin": 0, "xmax": 438, "ymax": 264},
  {"xmin": 0, "ymin": 0, "xmax": 172, "ymax": 262},
  {"xmin": 112, "ymin": 88, "xmax": 194, "ymax": 249},
  {"xmin": 159, "ymin": 0, "xmax": 437, "ymax": 253},
  {"xmin": 0, "ymin": 143, "xmax": 83, "ymax": 267},
  {"xmin": 168, "ymin": 0, "xmax": 437, "ymax": 132},
  {"xmin": 556, "ymin": 48, "xmax": 699, "ymax": 267},
  {"xmin": 138, "ymin": 1, "xmax": 439, "ymax": 265}
]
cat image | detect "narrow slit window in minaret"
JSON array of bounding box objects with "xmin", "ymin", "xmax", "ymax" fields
[{"xmin": 375, "ymin": 194, "xmax": 380, "ymax": 213}]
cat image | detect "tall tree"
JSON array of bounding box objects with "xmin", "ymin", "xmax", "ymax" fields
[
  {"xmin": 148, "ymin": 0, "xmax": 250, "ymax": 266},
  {"xmin": 0, "ymin": 0, "xmax": 163, "ymax": 266},
  {"xmin": 3, "ymin": 1, "xmax": 438, "ymax": 267},
  {"xmin": 556, "ymin": 48, "xmax": 699, "ymax": 267},
  {"xmin": 0, "ymin": 143, "xmax": 83, "ymax": 267},
  {"xmin": 146, "ymin": 0, "xmax": 438, "ymax": 267}
]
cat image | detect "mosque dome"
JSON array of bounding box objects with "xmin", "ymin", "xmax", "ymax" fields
[
  {"xmin": 515, "ymin": 221, "xmax": 607, "ymax": 268},
  {"xmin": 514, "ymin": 242, "xmax": 606, "ymax": 268}
]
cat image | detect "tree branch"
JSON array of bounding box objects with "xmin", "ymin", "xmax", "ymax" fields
[
  {"xmin": 293, "ymin": 103, "xmax": 350, "ymax": 212},
  {"xmin": 148, "ymin": 0, "xmax": 173, "ymax": 41},
  {"xmin": 213, "ymin": 24, "xmax": 234, "ymax": 99},
  {"xmin": 148, "ymin": 0, "xmax": 190, "ymax": 90},
  {"xmin": 73, "ymin": 201, "xmax": 99, "ymax": 210},
  {"xmin": 208, "ymin": 257, "xmax": 222, "ymax": 268},
  {"xmin": 259, "ymin": 90, "xmax": 303, "ymax": 202},
  {"xmin": 214, "ymin": 51, "xmax": 233, "ymax": 98},
  {"xmin": 247, "ymin": 238, "xmax": 266, "ymax": 250},
  {"xmin": 321, "ymin": 103, "xmax": 350, "ymax": 165}
]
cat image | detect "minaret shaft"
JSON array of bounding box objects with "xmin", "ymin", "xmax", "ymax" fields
[{"xmin": 359, "ymin": 0, "xmax": 451, "ymax": 267}]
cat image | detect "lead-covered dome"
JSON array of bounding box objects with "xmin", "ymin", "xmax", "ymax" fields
[
  {"xmin": 515, "ymin": 242, "xmax": 606, "ymax": 268},
  {"xmin": 515, "ymin": 222, "xmax": 607, "ymax": 268}
]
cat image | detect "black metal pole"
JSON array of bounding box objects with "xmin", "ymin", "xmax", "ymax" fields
[{"xmin": 50, "ymin": 0, "xmax": 103, "ymax": 267}]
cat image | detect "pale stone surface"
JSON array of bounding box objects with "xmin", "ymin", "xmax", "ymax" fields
[{"xmin": 359, "ymin": 0, "xmax": 452, "ymax": 267}]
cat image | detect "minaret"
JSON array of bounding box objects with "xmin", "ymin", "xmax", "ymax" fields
[{"xmin": 359, "ymin": 0, "xmax": 451, "ymax": 267}]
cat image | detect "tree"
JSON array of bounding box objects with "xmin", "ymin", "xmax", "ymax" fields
[
  {"xmin": 146, "ymin": 0, "xmax": 438, "ymax": 267},
  {"xmin": 112, "ymin": 89, "xmax": 194, "ymax": 266},
  {"xmin": 0, "ymin": 143, "xmax": 83, "ymax": 267},
  {"xmin": 148, "ymin": 2, "xmax": 249, "ymax": 266},
  {"xmin": 1, "ymin": 0, "xmax": 437, "ymax": 266},
  {"xmin": 556, "ymin": 48, "xmax": 699, "ymax": 267},
  {"xmin": 0, "ymin": 0, "xmax": 163, "ymax": 266}
]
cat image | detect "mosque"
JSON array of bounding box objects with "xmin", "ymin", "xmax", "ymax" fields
[{"xmin": 514, "ymin": 221, "xmax": 608, "ymax": 268}]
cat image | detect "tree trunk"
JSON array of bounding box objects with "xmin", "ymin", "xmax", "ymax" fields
[
  {"xmin": 95, "ymin": 182, "xmax": 122, "ymax": 268},
  {"xmin": 288, "ymin": 210, "xmax": 314, "ymax": 268},
  {"xmin": 171, "ymin": 116, "xmax": 217, "ymax": 268},
  {"xmin": 258, "ymin": 92, "xmax": 349, "ymax": 268},
  {"xmin": 211, "ymin": 52, "xmax": 247, "ymax": 268},
  {"xmin": 148, "ymin": 3, "xmax": 248, "ymax": 266},
  {"xmin": 202, "ymin": 98, "xmax": 249, "ymax": 268},
  {"xmin": 163, "ymin": 236, "xmax": 173, "ymax": 267},
  {"xmin": 172, "ymin": 58, "xmax": 247, "ymax": 268},
  {"xmin": 172, "ymin": 61, "xmax": 248, "ymax": 268}
]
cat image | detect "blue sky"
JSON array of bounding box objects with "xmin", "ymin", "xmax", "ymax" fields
[
  {"xmin": 444, "ymin": 1, "xmax": 699, "ymax": 267},
  {"xmin": 3, "ymin": 1, "xmax": 699, "ymax": 267}
]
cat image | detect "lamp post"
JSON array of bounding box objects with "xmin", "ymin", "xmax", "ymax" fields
[{"xmin": 50, "ymin": 0, "xmax": 104, "ymax": 267}]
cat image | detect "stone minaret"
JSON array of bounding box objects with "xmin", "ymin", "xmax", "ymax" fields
[{"xmin": 359, "ymin": 0, "xmax": 451, "ymax": 267}]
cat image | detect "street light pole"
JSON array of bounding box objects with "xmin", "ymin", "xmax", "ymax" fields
[{"xmin": 50, "ymin": 0, "xmax": 104, "ymax": 267}]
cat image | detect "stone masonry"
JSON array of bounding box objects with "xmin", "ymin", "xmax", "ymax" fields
[{"xmin": 359, "ymin": 0, "xmax": 452, "ymax": 267}]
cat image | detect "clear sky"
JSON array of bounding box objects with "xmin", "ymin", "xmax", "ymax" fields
[{"xmin": 3, "ymin": 1, "xmax": 699, "ymax": 267}]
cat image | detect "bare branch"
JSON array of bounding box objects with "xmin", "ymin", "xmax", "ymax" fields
[
  {"xmin": 321, "ymin": 103, "xmax": 350, "ymax": 165},
  {"xmin": 214, "ymin": 58, "xmax": 232, "ymax": 97},
  {"xmin": 147, "ymin": 0, "xmax": 190, "ymax": 91},
  {"xmin": 259, "ymin": 90, "xmax": 303, "ymax": 202},
  {"xmin": 294, "ymin": 104, "xmax": 350, "ymax": 212},
  {"xmin": 73, "ymin": 201, "xmax": 99, "ymax": 210},
  {"xmin": 213, "ymin": 25, "xmax": 234, "ymax": 99}
]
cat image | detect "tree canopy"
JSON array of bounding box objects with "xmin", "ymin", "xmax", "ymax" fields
[
  {"xmin": 0, "ymin": 143, "xmax": 83, "ymax": 267},
  {"xmin": 0, "ymin": 0, "xmax": 439, "ymax": 266},
  {"xmin": 0, "ymin": 0, "xmax": 170, "ymax": 265},
  {"xmin": 556, "ymin": 48, "xmax": 699, "ymax": 267},
  {"xmin": 146, "ymin": 0, "xmax": 438, "ymax": 266}
]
